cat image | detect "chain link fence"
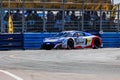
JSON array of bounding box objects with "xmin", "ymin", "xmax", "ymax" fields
[{"xmin": 0, "ymin": 0, "xmax": 120, "ymax": 33}]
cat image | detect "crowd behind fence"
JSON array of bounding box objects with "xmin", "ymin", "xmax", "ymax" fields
[{"xmin": 0, "ymin": 8, "xmax": 120, "ymax": 33}]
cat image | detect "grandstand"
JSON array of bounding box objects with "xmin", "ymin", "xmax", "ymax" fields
[{"xmin": 0, "ymin": 0, "xmax": 120, "ymax": 33}]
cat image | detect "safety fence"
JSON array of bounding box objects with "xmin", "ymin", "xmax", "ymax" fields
[
  {"xmin": 0, "ymin": 32, "xmax": 120, "ymax": 50},
  {"xmin": 0, "ymin": 1, "xmax": 120, "ymax": 33},
  {"xmin": 31, "ymin": 20, "xmax": 118, "ymax": 32},
  {"xmin": 1, "ymin": 19, "xmax": 120, "ymax": 33}
]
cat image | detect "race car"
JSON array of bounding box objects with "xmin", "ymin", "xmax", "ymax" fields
[{"xmin": 41, "ymin": 31, "xmax": 103, "ymax": 50}]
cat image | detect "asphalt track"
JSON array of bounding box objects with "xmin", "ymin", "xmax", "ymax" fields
[{"xmin": 0, "ymin": 48, "xmax": 120, "ymax": 80}]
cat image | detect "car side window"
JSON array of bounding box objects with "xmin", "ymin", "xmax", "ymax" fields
[
  {"xmin": 73, "ymin": 32, "xmax": 85, "ymax": 37},
  {"xmin": 73, "ymin": 33, "xmax": 79, "ymax": 37}
]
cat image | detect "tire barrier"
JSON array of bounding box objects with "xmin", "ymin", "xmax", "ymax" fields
[
  {"xmin": 0, "ymin": 34, "xmax": 23, "ymax": 50},
  {"xmin": 24, "ymin": 33, "xmax": 56, "ymax": 49},
  {"xmin": 101, "ymin": 32, "xmax": 120, "ymax": 48}
]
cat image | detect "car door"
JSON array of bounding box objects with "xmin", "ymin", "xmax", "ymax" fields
[{"xmin": 73, "ymin": 32, "xmax": 86, "ymax": 46}]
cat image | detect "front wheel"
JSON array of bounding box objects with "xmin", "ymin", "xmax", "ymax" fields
[
  {"xmin": 67, "ymin": 39, "xmax": 74, "ymax": 49},
  {"xmin": 92, "ymin": 38, "xmax": 101, "ymax": 49}
]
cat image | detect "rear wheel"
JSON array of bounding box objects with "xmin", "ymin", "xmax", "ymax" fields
[
  {"xmin": 67, "ymin": 39, "xmax": 74, "ymax": 49},
  {"xmin": 93, "ymin": 38, "xmax": 100, "ymax": 49}
]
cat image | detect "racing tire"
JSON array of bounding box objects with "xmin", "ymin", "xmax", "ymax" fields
[
  {"xmin": 42, "ymin": 44, "xmax": 54, "ymax": 50},
  {"xmin": 67, "ymin": 39, "xmax": 74, "ymax": 49},
  {"xmin": 43, "ymin": 46, "xmax": 53, "ymax": 50},
  {"xmin": 93, "ymin": 38, "xmax": 101, "ymax": 49}
]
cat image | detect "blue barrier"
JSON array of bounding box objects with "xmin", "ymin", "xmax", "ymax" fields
[
  {"xmin": 0, "ymin": 32, "xmax": 119, "ymax": 50},
  {"xmin": 24, "ymin": 32, "xmax": 120, "ymax": 49},
  {"xmin": 0, "ymin": 33, "xmax": 23, "ymax": 50},
  {"xmin": 24, "ymin": 33, "xmax": 56, "ymax": 49},
  {"xmin": 101, "ymin": 32, "xmax": 120, "ymax": 48}
]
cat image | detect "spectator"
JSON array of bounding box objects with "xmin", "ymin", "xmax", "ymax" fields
[
  {"xmin": 4, "ymin": 12, "xmax": 9, "ymax": 32},
  {"xmin": 70, "ymin": 11, "xmax": 76, "ymax": 27},
  {"xmin": 33, "ymin": 10, "xmax": 39, "ymax": 20},
  {"xmin": 35, "ymin": 11, "xmax": 43, "ymax": 27},
  {"xmin": 71, "ymin": 11, "xmax": 76, "ymax": 21},
  {"xmin": 65, "ymin": 11, "xmax": 71, "ymax": 27},
  {"xmin": 13, "ymin": 9, "xmax": 22, "ymax": 21},
  {"xmin": 90, "ymin": 11, "xmax": 95, "ymax": 21},
  {"xmin": 47, "ymin": 10, "xmax": 55, "ymax": 27},
  {"xmin": 84, "ymin": 11, "xmax": 90, "ymax": 26},
  {"xmin": 102, "ymin": 12, "xmax": 106, "ymax": 20},
  {"xmin": 84, "ymin": 11, "xmax": 90, "ymax": 21},
  {"xmin": 26, "ymin": 10, "xmax": 35, "ymax": 27},
  {"xmin": 94, "ymin": 11, "xmax": 99, "ymax": 20},
  {"xmin": 90, "ymin": 11, "xmax": 99, "ymax": 29},
  {"xmin": 13, "ymin": 9, "xmax": 22, "ymax": 30},
  {"xmin": 54, "ymin": 11, "xmax": 63, "ymax": 30},
  {"xmin": 32, "ymin": 10, "xmax": 39, "ymax": 27}
]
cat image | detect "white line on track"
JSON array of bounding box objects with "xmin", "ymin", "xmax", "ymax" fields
[{"xmin": 0, "ymin": 70, "xmax": 23, "ymax": 80}]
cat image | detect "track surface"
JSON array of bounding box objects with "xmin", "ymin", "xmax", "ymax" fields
[{"xmin": 0, "ymin": 48, "xmax": 120, "ymax": 80}]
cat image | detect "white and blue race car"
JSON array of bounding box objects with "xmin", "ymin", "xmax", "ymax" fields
[{"xmin": 41, "ymin": 31, "xmax": 103, "ymax": 50}]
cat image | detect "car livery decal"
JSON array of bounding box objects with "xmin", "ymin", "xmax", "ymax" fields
[
  {"xmin": 74, "ymin": 37, "xmax": 85, "ymax": 45},
  {"xmin": 87, "ymin": 38, "xmax": 91, "ymax": 45}
]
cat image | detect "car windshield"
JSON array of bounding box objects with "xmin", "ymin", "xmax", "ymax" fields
[{"xmin": 54, "ymin": 32, "xmax": 72, "ymax": 37}]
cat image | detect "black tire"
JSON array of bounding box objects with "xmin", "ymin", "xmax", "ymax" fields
[
  {"xmin": 43, "ymin": 46, "xmax": 53, "ymax": 50},
  {"xmin": 42, "ymin": 44, "xmax": 54, "ymax": 50},
  {"xmin": 67, "ymin": 39, "xmax": 74, "ymax": 49},
  {"xmin": 93, "ymin": 38, "xmax": 100, "ymax": 49}
]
